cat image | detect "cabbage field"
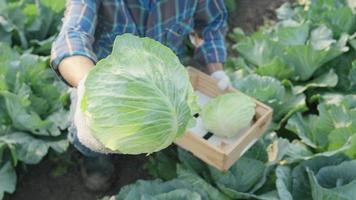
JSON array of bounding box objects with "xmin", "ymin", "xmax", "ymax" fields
[{"xmin": 0, "ymin": 0, "xmax": 356, "ymax": 199}]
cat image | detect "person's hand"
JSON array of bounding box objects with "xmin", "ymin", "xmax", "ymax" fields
[
  {"xmin": 210, "ymin": 70, "xmax": 232, "ymax": 91},
  {"xmin": 73, "ymin": 76, "xmax": 114, "ymax": 154}
]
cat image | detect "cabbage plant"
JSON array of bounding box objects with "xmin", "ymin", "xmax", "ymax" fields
[
  {"xmin": 201, "ymin": 93, "xmax": 256, "ymax": 138},
  {"xmin": 81, "ymin": 34, "xmax": 197, "ymax": 154}
]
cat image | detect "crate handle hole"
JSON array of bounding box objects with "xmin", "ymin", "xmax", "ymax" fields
[{"xmin": 203, "ymin": 132, "xmax": 213, "ymax": 140}]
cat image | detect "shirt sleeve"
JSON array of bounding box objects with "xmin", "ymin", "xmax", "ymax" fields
[
  {"xmin": 193, "ymin": 0, "xmax": 228, "ymax": 65},
  {"xmin": 50, "ymin": 0, "xmax": 98, "ymax": 80}
]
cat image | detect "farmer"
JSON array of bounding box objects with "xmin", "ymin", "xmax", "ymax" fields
[{"xmin": 51, "ymin": 0, "xmax": 230, "ymax": 191}]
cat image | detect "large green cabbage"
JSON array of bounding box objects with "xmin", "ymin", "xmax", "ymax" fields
[{"xmin": 81, "ymin": 34, "xmax": 197, "ymax": 154}]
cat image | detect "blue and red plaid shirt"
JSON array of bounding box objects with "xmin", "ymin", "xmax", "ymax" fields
[{"xmin": 51, "ymin": 0, "xmax": 228, "ymax": 79}]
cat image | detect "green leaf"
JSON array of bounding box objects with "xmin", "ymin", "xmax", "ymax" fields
[
  {"xmin": 177, "ymin": 165, "xmax": 229, "ymax": 200},
  {"xmin": 291, "ymin": 155, "xmax": 349, "ymax": 200},
  {"xmin": 283, "ymin": 140, "xmax": 314, "ymax": 163},
  {"xmin": 275, "ymin": 165, "xmax": 293, "ymax": 200},
  {"xmin": 234, "ymin": 35, "xmax": 284, "ymax": 68},
  {"xmin": 154, "ymin": 189, "xmax": 202, "ymax": 200},
  {"xmin": 2, "ymin": 132, "xmax": 68, "ymax": 164},
  {"xmin": 177, "ymin": 148, "xmax": 209, "ymax": 178},
  {"xmin": 0, "ymin": 27, "xmax": 11, "ymax": 45},
  {"xmin": 0, "ymin": 90, "xmax": 58, "ymax": 136},
  {"xmin": 323, "ymin": 7, "xmax": 355, "ymax": 37},
  {"xmin": 310, "ymin": 25, "xmax": 336, "ymax": 50},
  {"xmin": 273, "ymin": 80, "xmax": 307, "ymax": 126},
  {"xmin": 350, "ymin": 60, "xmax": 356, "ymax": 91},
  {"xmin": 40, "ymin": 0, "xmax": 65, "ymax": 13},
  {"xmin": 115, "ymin": 178, "xmax": 209, "ymax": 200},
  {"xmin": 317, "ymin": 160, "xmax": 356, "ymax": 188},
  {"xmin": 0, "ymin": 161, "xmax": 16, "ymax": 199},
  {"xmin": 325, "ymin": 50, "xmax": 356, "ymax": 91},
  {"xmin": 285, "ymin": 113, "xmax": 319, "ymax": 148},
  {"xmin": 276, "ymin": 3, "xmax": 295, "ymax": 20},
  {"xmin": 268, "ymin": 136, "xmax": 349, "ymax": 165},
  {"xmin": 267, "ymin": 138, "xmax": 312, "ymax": 163},
  {"xmin": 307, "ymin": 169, "xmax": 348, "ymax": 200},
  {"xmin": 228, "ymin": 27, "xmax": 245, "ymax": 43},
  {"xmin": 234, "ymin": 74, "xmax": 285, "ymax": 103},
  {"xmin": 243, "ymin": 140, "xmax": 269, "ymax": 163},
  {"xmin": 284, "ymin": 43, "xmax": 342, "ymax": 81},
  {"xmin": 316, "ymin": 93, "xmax": 356, "ymax": 107},
  {"xmin": 307, "ymin": 160, "xmax": 356, "ymax": 200},
  {"xmin": 22, "ymin": 3, "xmax": 37, "ymax": 27},
  {"xmin": 294, "ymin": 69, "xmax": 338, "ymax": 94},
  {"xmin": 217, "ymin": 184, "xmax": 279, "ymax": 200},
  {"xmin": 291, "ymin": 0, "xmax": 355, "ymax": 37},
  {"xmin": 328, "ymin": 126, "xmax": 356, "ymax": 158},
  {"xmin": 273, "ymin": 23, "xmax": 310, "ymax": 46},
  {"xmin": 255, "ymin": 58, "xmax": 294, "ymax": 80},
  {"xmin": 29, "ymin": 35, "xmax": 57, "ymax": 55},
  {"xmin": 287, "ymin": 100, "xmax": 356, "ymax": 153},
  {"xmin": 145, "ymin": 150, "xmax": 178, "ymax": 180},
  {"xmin": 117, "ymin": 179, "xmax": 164, "ymax": 200},
  {"xmin": 282, "ymin": 25, "xmax": 348, "ymax": 81},
  {"xmin": 209, "ymin": 157, "xmax": 266, "ymax": 193},
  {"xmin": 235, "ymin": 75, "xmax": 306, "ymax": 129},
  {"xmin": 224, "ymin": 0, "xmax": 237, "ymax": 15}
]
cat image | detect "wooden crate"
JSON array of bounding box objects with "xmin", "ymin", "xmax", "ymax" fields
[{"xmin": 174, "ymin": 67, "xmax": 273, "ymax": 171}]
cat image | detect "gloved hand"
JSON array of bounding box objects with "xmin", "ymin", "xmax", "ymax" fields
[
  {"xmin": 72, "ymin": 76, "xmax": 115, "ymax": 154},
  {"xmin": 210, "ymin": 70, "xmax": 232, "ymax": 91}
]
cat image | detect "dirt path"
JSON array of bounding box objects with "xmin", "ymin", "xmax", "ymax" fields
[{"xmin": 7, "ymin": 148, "xmax": 150, "ymax": 200}]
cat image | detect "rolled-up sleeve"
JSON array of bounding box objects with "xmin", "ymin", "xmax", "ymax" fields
[
  {"xmin": 194, "ymin": 0, "xmax": 227, "ymax": 65},
  {"xmin": 51, "ymin": 0, "xmax": 98, "ymax": 78}
]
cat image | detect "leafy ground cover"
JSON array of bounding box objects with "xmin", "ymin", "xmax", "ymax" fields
[
  {"xmin": 0, "ymin": 0, "xmax": 70, "ymax": 199},
  {"xmin": 1, "ymin": 0, "xmax": 356, "ymax": 199}
]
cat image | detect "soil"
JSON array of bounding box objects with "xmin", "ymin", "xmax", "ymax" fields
[
  {"xmin": 230, "ymin": 0, "xmax": 291, "ymax": 33},
  {"xmin": 5, "ymin": 1, "xmax": 290, "ymax": 199},
  {"xmin": 6, "ymin": 148, "xmax": 151, "ymax": 200}
]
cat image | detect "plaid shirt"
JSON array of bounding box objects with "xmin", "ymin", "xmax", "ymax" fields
[{"xmin": 51, "ymin": 0, "xmax": 227, "ymax": 79}]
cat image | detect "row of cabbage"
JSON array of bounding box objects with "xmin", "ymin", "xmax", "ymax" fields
[
  {"xmin": 106, "ymin": 1, "xmax": 356, "ymax": 200},
  {"xmin": 0, "ymin": 0, "xmax": 68, "ymax": 199}
]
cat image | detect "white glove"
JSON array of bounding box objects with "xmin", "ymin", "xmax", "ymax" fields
[
  {"xmin": 210, "ymin": 70, "xmax": 232, "ymax": 91},
  {"xmin": 72, "ymin": 77, "xmax": 115, "ymax": 154}
]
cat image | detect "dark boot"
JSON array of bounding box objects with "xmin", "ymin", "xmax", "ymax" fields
[{"xmin": 80, "ymin": 155, "xmax": 115, "ymax": 192}]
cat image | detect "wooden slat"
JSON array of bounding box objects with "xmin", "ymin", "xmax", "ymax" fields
[
  {"xmin": 174, "ymin": 131, "xmax": 226, "ymax": 170},
  {"xmin": 189, "ymin": 68, "xmax": 199, "ymax": 89},
  {"xmin": 255, "ymin": 106, "xmax": 267, "ymax": 120},
  {"xmin": 223, "ymin": 110, "xmax": 272, "ymax": 170},
  {"xmin": 196, "ymin": 86, "xmax": 220, "ymax": 97},
  {"xmin": 225, "ymin": 109, "xmax": 272, "ymax": 154}
]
